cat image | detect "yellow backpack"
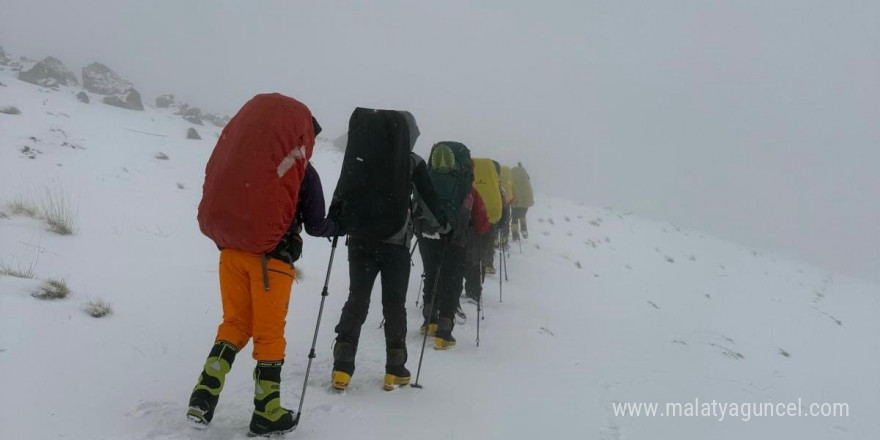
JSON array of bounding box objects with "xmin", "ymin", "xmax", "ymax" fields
[{"xmin": 472, "ymin": 158, "xmax": 502, "ymax": 224}]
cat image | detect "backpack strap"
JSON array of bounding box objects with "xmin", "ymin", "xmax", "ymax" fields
[{"xmin": 260, "ymin": 254, "xmax": 270, "ymax": 291}]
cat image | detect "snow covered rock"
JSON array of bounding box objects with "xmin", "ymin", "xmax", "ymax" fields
[
  {"xmin": 203, "ymin": 112, "xmax": 230, "ymax": 127},
  {"xmin": 155, "ymin": 94, "xmax": 175, "ymax": 108},
  {"xmin": 176, "ymin": 104, "xmax": 203, "ymax": 125},
  {"xmin": 8, "ymin": 56, "xmax": 37, "ymax": 72},
  {"xmin": 18, "ymin": 56, "xmax": 79, "ymax": 88},
  {"xmin": 76, "ymin": 91, "xmax": 90, "ymax": 103},
  {"xmin": 82, "ymin": 62, "xmax": 133, "ymax": 95},
  {"xmin": 0, "ymin": 47, "xmax": 34, "ymax": 71},
  {"xmin": 102, "ymin": 88, "xmax": 144, "ymax": 111},
  {"xmin": 186, "ymin": 127, "xmax": 201, "ymax": 140}
]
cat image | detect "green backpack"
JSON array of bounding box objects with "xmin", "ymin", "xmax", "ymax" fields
[{"xmin": 413, "ymin": 141, "xmax": 473, "ymax": 234}]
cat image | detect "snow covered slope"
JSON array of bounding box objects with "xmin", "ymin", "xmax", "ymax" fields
[{"xmin": 1, "ymin": 68, "xmax": 878, "ymax": 440}]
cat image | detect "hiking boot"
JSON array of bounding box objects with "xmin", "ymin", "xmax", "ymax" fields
[
  {"xmin": 331, "ymin": 341, "xmax": 356, "ymax": 391},
  {"xmin": 383, "ymin": 348, "xmax": 410, "ymax": 391},
  {"xmin": 186, "ymin": 341, "xmax": 237, "ymax": 426},
  {"xmin": 418, "ymin": 323, "xmax": 437, "ymax": 336},
  {"xmin": 483, "ymin": 265, "xmax": 496, "ymax": 275},
  {"xmin": 248, "ymin": 361, "xmax": 298, "ymax": 437},
  {"xmin": 522, "ymin": 230, "xmax": 529, "ymax": 239},
  {"xmin": 434, "ymin": 317, "xmax": 456, "ymax": 350}
]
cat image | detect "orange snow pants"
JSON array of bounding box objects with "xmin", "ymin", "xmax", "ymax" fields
[{"xmin": 214, "ymin": 249, "xmax": 295, "ymax": 361}]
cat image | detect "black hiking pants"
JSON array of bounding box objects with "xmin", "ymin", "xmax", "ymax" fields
[
  {"xmin": 334, "ymin": 238, "xmax": 410, "ymax": 350},
  {"xmin": 480, "ymin": 223, "xmax": 498, "ymax": 269},
  {"xmin": 419, "ymin": 237, "xmax": 466, "ymax": 323},
  {"xmin": 464, "ymin": 236, "xmax": 482, "ymax": 300}
]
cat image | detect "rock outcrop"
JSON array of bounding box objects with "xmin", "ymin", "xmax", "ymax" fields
[
  {"xmin": 18, "ymin": 57, "xmax": 79, "ymax": 88},
  {"xmin": 83, "ymin": 62, "xmax": 144, "ymax": 111},
  {"xmin": 155, "ymin": 94, "xmax": 175, "ymax": 108},
  {"xmin": 203, "ymin": 112, "xmax": 231, "ymax": 127},
  {"xmin": 175, "ymin": 104, "xmax": 203, "ymax": 125},
  {"xmin": 82, "ymin": 62, "xmax": 133, "ymax": 95},
  {"xmin": 102, "ymin": 88, "xmax": 144, "ymax": 111}
]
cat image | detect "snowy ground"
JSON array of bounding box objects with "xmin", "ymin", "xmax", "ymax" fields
[{"xmin": 1, "ymin": 69, "xmax": 878, "ymax": 439}]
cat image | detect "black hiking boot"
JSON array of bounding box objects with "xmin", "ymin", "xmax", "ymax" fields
[
  {"xmin": 186, "ymin": 341, "xmax": 237, "ymax": 427},
  {"xmin": 434, "ymin": 317, "xmax": 456, "ymax": 350},
  {"xmin": 331, "ymin": 341, "xmax": 356, "ymax": 391},
  {"xmin": 383, "ymin": 347, "xmax": 410, "ymax": 391},
  {"xmin": 248, "ymin": 361, "xmax": 298, "ymax": 437}
]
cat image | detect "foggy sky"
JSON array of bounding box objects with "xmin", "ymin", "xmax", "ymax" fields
[{"xmin": 2, "ymin": 0, "xmax": 879, "ymax": 281}]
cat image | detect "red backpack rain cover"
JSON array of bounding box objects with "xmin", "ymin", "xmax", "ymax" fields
[{"xmin": 197, "ymin": 93, "xmax": 315, "ymax": 254}]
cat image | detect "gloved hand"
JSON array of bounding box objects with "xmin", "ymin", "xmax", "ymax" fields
[
  {"xmin": 331, "ymin": 219, "xmax": 347, "ymax": 237},
  {"xmin": 438, "ymin": 223, "xmax": 452, "ymax": 234},
  {"xmin": 327, "ymin": 199, "xmax": 346, "ymax": 236}
]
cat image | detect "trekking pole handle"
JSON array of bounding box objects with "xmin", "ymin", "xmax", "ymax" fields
[{"xmin": 321, "ymin": 236, "xmax": 339, "ymax": 295}]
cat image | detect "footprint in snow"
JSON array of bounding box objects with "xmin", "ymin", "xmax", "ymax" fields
[
  {"xmin": 539, "ymin": 326, "xmax": 555, "ymax": 336},
  {"xmin": 709, "ymin": 343, "xmax": 745, "ymax": 360}
]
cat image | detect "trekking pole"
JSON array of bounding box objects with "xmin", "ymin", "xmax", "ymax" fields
[
  {"xmin": 502, "ymin": 241, "xmax": 509, "ymax": 282},
  {"xmin": 475, "ymin": 251, "xmax": 483, "ymax": 346},
  {"xmin": 477, "ymin": 252, "xmax": 483, "ymax": 345},
  {"xmin": 415, "ymin": 274, "xmax": 424, "ymax": 308},
  {"xmin": 480, "ymin": 234, "xmax": 487, "ymax": 285},
  {"xmin": 498, "ymin": 230, "xmax": 503, "ymax": 303},
  {"xmin": 295, "ymin": 235, "xmax": 339, "ymax": 425},
  {"xmin": 412, "ymin": 241, "xmax": 447, "ymax": 389},
  {"xmin": 476, "ymin": 292, "xmax": 481, "ymax": 347}
]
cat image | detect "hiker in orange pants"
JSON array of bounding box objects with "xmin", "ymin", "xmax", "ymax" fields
[{"xmin": 187, "ymin": 102, "xmax": 340, "ymax": 437}]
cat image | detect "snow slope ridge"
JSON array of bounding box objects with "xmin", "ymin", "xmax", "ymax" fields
[{"xmin": 1, "ymin": 69, "xmax": 878, "ymax": 440}]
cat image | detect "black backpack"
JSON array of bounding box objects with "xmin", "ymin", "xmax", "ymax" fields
[{"xmin": 333, "ymin": 107, "xmax": 411, "ymax": 240}]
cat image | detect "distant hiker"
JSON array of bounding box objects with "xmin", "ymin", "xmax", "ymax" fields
[
  {"xmin": 188, "ymin": 94, "xmax": 338, "ymax": 437},
  {"xmin": 329, "ymin": 108, "xmax": 447, "ymax": 392},
  {"xmin": 511, "ymin": 161, "xmax": 535, "ymax": 240},
  {"xmin": 463, "ymin": 187, "xmax": 491, "ymax": 304},
  {"xmin": 415, "ymin": 143, "xmax": 481, "ymax": 350},
  {"xmin": 472, "ymin": 158, "xmax": 503, "ymax": 275}
]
